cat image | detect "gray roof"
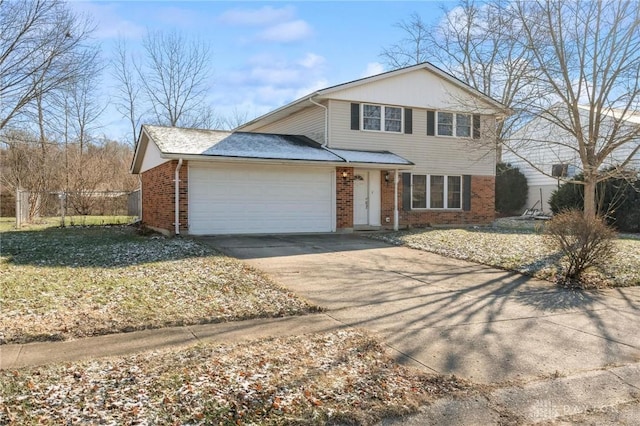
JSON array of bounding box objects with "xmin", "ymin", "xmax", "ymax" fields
[
  {"xmin": 328, "ymin": 148, "xmax": 412, "ymax": 165},
  {"xmin": 142, "ymin": 125, "xmax": 413, "ymax": 165}
]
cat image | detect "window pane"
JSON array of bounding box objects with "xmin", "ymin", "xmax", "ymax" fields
[
  {"xmin": 437, "ymin": 112, "xmax": 453, "ymax": 136},
  {"xmin": 447, "ymin": 176, "xmax": 461, "ymax": 208},
  {"xmin": 456, "ymin": 114, "xmax": 471, "ymax": 137},
  {"xmin": 385, "ymin": 107, "xmax": 402, "ymax": 132},
  {"xmin": 363, "ymin": 105, "xmax": 381, "ymax": 130},
  {"xmin": 430, "ymin": 175, "xmax": 444, "ymax": 208},
  {"xmin": 412, "ymin": 175, "xmax": 426, "ymax": 209}
]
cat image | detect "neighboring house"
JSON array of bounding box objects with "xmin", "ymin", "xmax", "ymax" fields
[
  {"xmin": 503, "ymin": 105, "xmax": 640, "ymax": 212},
  {"xmin": 131, "ymin": 63, "xmax": 508, "ymax": 235}
]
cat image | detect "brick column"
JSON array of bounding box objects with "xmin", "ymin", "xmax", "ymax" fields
[{"xmin": 335, "ymin": 167, "xmax": 354, "ymax": 230}]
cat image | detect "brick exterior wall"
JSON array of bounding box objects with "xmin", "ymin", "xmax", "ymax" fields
[
  {"xmin": 139, "ymin": 162, "xmax": 493, "ymax": 235},
  {"xmin": 380, "ymin": 171, "xmax": 495, "ymax": 228},
  {"xmin": 380, "ymin": 171, "xmax": 397, "ymax": 225},
  {"xmin": 141, "ymin": 160, "xmax": 188, "ymax": 234},
  {"xmin": 336, "ymin": 167, "xmax": 354, "ymax": 230}
]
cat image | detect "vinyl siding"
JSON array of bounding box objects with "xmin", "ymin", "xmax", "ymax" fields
[
  {"xmin": 503, "ymin": 108, "xmax": 640, "ymax": 188},
  {"xmin": 139, "ymin": 138, "xmax": 169, "ymax": 173},
  {"xmin": 328, "ymin": 100, "xmax": 496, "ymax": 176},
  {"xmin": 251, "ymin": 104, "xmax": 326, "ymax": 144},
  {"xmin": 327, "ymin": 69, "xmax": 499, "ymax": 114}
]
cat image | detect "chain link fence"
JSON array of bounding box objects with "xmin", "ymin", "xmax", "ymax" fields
[{"xmin": 13, "ymin": 189, "xmax": 140, "ymax": 227}]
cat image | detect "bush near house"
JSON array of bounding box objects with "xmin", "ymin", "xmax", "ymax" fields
[
  {"xmin": 549, "ymin": 172, "xmax": 640, "ymax": 233},
  {"xmin": 495, "ymin": 163, "xmax": 528, "ymax": 215}
]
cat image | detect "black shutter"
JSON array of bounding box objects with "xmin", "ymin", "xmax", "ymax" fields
[
  {"xmin": 402, "ymin": 173, "xmax": 412, "ymax": 211},
  {"xmin": 473, "ymin": 115, "xmax": 481, "ymax": 139},
  {"xmin": 350, "ymin": 103, "xmax": 360, "ymax": 130},
  {"xmin": 404, "ymin": 108, "xmax": 413, "ymax": 134},
  {"xmin": 463, "ymin": 175, "xmax": 472, "ymax": 211},
  {"xmin": 427, "ymin": 110, "xmax": 435, "ymax": 136}
]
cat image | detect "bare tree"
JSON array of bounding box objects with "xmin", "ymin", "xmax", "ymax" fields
[
  {"xmin": 222, "ymin": 107, "xmax": 250, "ymax": 130},
  {"xmin": 380, "ymin": 1, "xmax": 539, "ymax": 153},
  {"xmin": 139, "ymin": 29, "xmax": 213, "ymax": 127},
  {"xmin": 112, "ymin": 29, "xmax": 217, "ymax": 143},
  {"xmin": 0, "ymin": 0, "xmax": 94, "ymax": 131},
  {"xmin": 382, "ymin": 1, "xmax": 640, "ymax": 219},
  {"xmin": 112, "ymin": 38, "xmax": 142, "ymax": 146},
  {"xmin": 507, "ymin": 0, "xmax": 640, "ymax": 218},
  {"xmin": 380, "ymin": 13, "xmax": 429, "ymax": 68}
]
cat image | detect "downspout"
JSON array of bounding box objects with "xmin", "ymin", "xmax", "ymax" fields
[
  {"xmin": 174, "ymin": 158, "xmax": 183, "ymax": 235},
  {"xmin": 309, "ymin": 97, "xmax": 329, "ymax": 147},
  {"xmin": 394, "ymin": 169, "xmax": 399, "ymax": 231}
]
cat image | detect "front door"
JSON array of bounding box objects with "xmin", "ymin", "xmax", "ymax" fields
[{"xmin": 353, "ymin": 171, "xmax": 369, "ymax": 225}]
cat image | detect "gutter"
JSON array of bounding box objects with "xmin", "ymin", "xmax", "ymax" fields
[
  {"xmin": 174, "ymin": 158, "xmax": 183, "ymax": 235},
  {"xmin": 309, "ymin": 96, "xmax": 329, "ymax": 147}
]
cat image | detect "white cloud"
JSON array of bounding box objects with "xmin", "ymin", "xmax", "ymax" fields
[
  {"xmin": 361, "ymin": 62, "xmax": 385, "ymax": 78},
  {"xmin": 216, "ymin": 53, "xmax": 330, "ymax": 117},
  {"xmin": 298, "ymin": 53, "xmax": 325, "ymax": 69},
  {"xmin": 294, "ymin": 79, "xmax": 330, "ymax": 98},
  {"xmin": 218, "ymin": 6, "xmax": 295, "ymax": 26},
  {"xmin": 68, "ymin": 2, "xmax": 144, "ymax": 40},
  {"xmin": 258, "ymin": 20, "xmax": 313, "ymax": 43},
  {"xmin": 248, "ymin": 66, "xmax": 302, "ymax": 86}
]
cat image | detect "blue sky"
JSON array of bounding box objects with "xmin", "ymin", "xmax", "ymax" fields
[{"xmin": 70, "ymin": 1, "xmax": 447, "ymax": 140}]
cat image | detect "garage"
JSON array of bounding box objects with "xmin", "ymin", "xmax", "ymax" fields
[{"xmin": 188, "ymin": 162, "xmax": 334, "ymax": 235}]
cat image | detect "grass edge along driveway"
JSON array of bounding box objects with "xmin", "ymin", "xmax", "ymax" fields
[{"xmin": 372, "ymin": 228, "xmax": 640, "ymax": 288}]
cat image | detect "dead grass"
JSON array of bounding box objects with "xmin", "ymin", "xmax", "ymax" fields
[
  {"xmin": 0, "ymin": 330, "xmax": 476, "ymax": 425},
  {"xmin": 0, "ymin": 226, "xmax": 319, "ymax": 344},
  {"xmin": 372, "ymin": 228, "xmax": 640, "ymax": 287},
  {"xmin": 0, "ymin": 216, "xmax": 136, "ymax": 232}
]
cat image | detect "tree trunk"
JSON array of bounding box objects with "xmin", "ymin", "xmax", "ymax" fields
[{"xmin": 583, "ymin": 179, "xmax": 597, "ymax": 218}]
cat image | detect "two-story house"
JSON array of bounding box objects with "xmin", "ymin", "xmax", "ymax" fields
[
  {"xmin": 503, "ymin": 105, "xmax": 640, "ymax": 212},
  {"xmin": 131, "ymin": 63, "xmax": 508, "ymax": 235}
]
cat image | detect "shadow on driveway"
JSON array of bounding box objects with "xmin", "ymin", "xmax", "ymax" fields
[{"xmin": 202, "ymin": 233, "xmax": 640, "ymax": 384}]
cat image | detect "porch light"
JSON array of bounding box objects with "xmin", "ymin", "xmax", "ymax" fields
[{"xmin": 342, "ymin": 171, "xmax": 348, "ymax": 179}]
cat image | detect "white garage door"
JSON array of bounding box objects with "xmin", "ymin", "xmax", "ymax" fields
[{"xmin": 188, "ymin": 162, "xmax": 334, "ymax": 235}]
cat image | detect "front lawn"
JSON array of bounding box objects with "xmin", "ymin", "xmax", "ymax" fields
[
  {"xmin": 0, "ymin": 216, "xmax": 136, "ymax": 232},
  {"xmin": 0, "ymin": 226, "xmax": 318, "ymax": 344},
  {"xmin": 373, "ymin": 229, "xmax": 640, "ymax": 287},
  {"xmin": 0, "ymin": 330, "xmax": 475, "ymax": 425}
]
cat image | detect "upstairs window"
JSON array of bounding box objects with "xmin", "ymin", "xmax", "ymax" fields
[
  {"xmin": 427, "ymin": 110, "xmax": 480, "ymax": 139},
  {"xmin": 363, "ymin": 105, "xmax": 381, "ymax": 130},
  {"xmin": 456, "ymin": 114, "xmax": 471, "ymax": 137},
  {"xmin": 437, "ymin": 112, "xmax": 454, "ymax": 136},
  {"xmin": 435, "ymin": 112, "xmax": 475, "ymax": 137},
  {"xmin": 362, "ymin": 104, "xmax": 403, "ymax": 133},
  {"xmin": 385, "ymin": 106, "xmax": 402, "ymax": 132}
]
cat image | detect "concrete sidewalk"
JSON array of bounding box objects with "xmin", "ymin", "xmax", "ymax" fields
[
  {"xmin": 0, "ymin": 313, "xmax": 346, "ymax": 370},
  {"xmin": 381, "ymin": 364, "xmax": 640, "ymax": 425}
]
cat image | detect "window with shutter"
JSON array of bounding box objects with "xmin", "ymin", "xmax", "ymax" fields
[
  {"xmin": 359, "ymin": 104, "xmax": 403, "ymax": 133},
  {"xmin": 350, "ymin": 103, "xmax": 360, "ymax": 130},
  {"xmin": 409, "ymin": 174, "xmax": 463, "ymax": 209},
  {"xmin": 427, "ymin": 110, "xmax": 435, "ymax": 136},
  {"xmin": 404, "ymin": 108, "xmax": 413, "ymax": 134}
]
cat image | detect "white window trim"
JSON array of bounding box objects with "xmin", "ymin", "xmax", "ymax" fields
[
  {"xmin": 361, "ymin": 104, "xmax": 404, "ymax": 133},
  {"xmin": 411, "ymin": 174, "xmax": 463, "ymax": 210},
  {"xmin": 436, "ymin": 112, "xmax": 472, "ymax": 138}
]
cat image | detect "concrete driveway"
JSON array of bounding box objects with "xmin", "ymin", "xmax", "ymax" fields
[{"xmin": 203, "ymin": 234, "xmax": 640, "ymax": 385}]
